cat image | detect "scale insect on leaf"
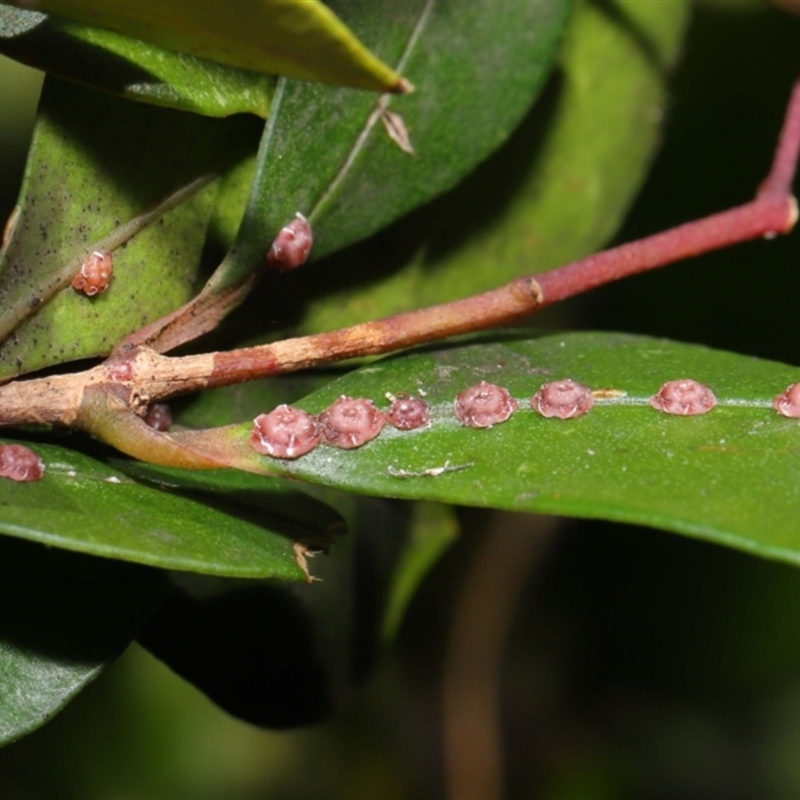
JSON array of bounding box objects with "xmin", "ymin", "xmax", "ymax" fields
[
  {"xmin": 0, "ymin": 443, "xmax": 44, "ymax": 482},
  {"xmin": 266, "ymin": 212, "xmax": 313, "ymax": 272},
  {"xmin": 650, "ymin": 379, "xmax": 717, "ymax": 416},
  {"xmin": 454, "ymin": 381, "xmax": 518, "ymax": 428},
  {"xmin": 250, "ymin": 405, "xmax": 321, "ymax": 459},
  {"xmin": 72, "ymin": 250, "xmax": 113, "ymax": 296},
  {"xmin": 319, "ymin": 396, "xmax": 385, "ymax": 449}
]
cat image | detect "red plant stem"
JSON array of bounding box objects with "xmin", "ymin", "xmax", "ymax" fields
[
  {"xmin": 169, "ymin": 75, "xmax": 797, "ymax": 392},
  {"xmin": 161, "ymin": 194, "xmax": 796, "ymax": 395},
  {"xmin": 759, "ymin": 74, "xmax": 800, "ymax": 199},
  {"xmin": 162, "ymin": 186, "xmax": 793, "ymax": 396},
  {"xmin": 207, "ymin": 277, "xmax": 543, "ymax": 384},
  {"xmin": 536, "ymin": 194, "xmax": 795, "ymax": 304}
]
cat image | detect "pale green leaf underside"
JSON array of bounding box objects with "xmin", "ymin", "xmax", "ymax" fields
[
  {"xmin": 0, "ymin": 5, "xmax": 275, "ymax": 117},
  {"xmin": 0, "ymin": 78, "xmax": 260, "ymax": 380},
  {"xmin": 10, "ymin": 0, "xmax": 406, "ymax": 92},
  {"xmin": 262, "ymin": 333, "xmax": 800, "ymax": 566}
]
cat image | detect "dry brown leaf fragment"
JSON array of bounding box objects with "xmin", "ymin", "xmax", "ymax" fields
[
  {"xmin": 293, "ymin": 542, "xmax": 323, "ymax": 584},
  {"xmin": 380, "ymin": 108, "xmax": 415, "ymax": 155}
]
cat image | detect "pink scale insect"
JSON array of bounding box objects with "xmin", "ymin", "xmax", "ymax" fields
[
  {"xmin": 0, "ymin": 443, "xmax": 44, "ymax": 482},
  {"xmin": 386, "ymin": 393, "xmax": 430, "ymax": 430},
  {"xmin": 650, "ymin": 379, "xmax": 717, "ymax": 416},
  {"xmin": 143, "ymin": 403, "xmax": 173, "ymax": 432},
  {"xmin": 72, "ymin": 250, "xmax": 113, "ymax": 296},
  {"xmin": 531, "ymin": 379, "xmax": 594, "ymax": 419},
  {"xmin": 266, "ymin": 213, "xmax": 313, "ymax": 272},
  {"xmin": 454, "ymin": 381, "xmax": 518, "ymax": 428},
  {"xmin": 773, "ymin": 382, "xmax": 800, "ymax": 418},
  {"xmin": 319, "ymin": 396, "xmax": 385, "ymax": 449},
  {"xmin": 250, "ymin": 405, "xmax": 321, "ymax": 459}
]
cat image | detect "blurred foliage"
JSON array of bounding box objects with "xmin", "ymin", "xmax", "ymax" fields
[{"xmin": 4, "ymin": 1, "xmax": 800, "ymax": 798}]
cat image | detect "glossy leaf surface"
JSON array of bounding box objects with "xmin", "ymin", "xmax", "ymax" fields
[
  {"xmin": 0, "ymin": 439, "xmax": 341, "ymax": 579},
  {"xmin": 11, "ymin": 0, "xmax": 406, "ymax": 92},
  {"xmin": 0, "ymin": 536, "xmax": 166, "ymax": 745},
  {"xmin": 0, "ymin": 78, "xmax": 261, "ymax": 380},
  {"xmin": 0, "ymin": 5, "xmax": 275, "ymax": 117},
  {"xmin": 235, "ymin": 333, "xmax": 800, "ymax": 566}
]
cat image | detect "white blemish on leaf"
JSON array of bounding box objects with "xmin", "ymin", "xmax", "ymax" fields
[{"xmin": 387, "ymin": 460, "xmax": 474, "ymax": 478}]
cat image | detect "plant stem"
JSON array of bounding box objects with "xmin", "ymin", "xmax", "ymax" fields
[
  {"xmin": 180, "ymin": 74, "xmax": 800, "ymax": 392},
  {"xmin": 1, "ymin": 76, "xmax": 800, "ymax": 428},
  {"xmin": 536, "ymin": 194, "xmax": 795, "ymax": 305}
]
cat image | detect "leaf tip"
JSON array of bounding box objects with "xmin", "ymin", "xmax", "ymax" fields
[{"xmin": 395, "ymin": 76, "xmax": 414, "ymax": 95}]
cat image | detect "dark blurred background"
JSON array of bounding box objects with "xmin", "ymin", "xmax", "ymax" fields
[{"xmin": 5, "ymin": 1, "xmax": 800, "ymax": 798}]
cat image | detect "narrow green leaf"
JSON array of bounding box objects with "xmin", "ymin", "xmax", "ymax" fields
[
  {"xmin": 0, "ymin": 78, "xmax": 261, "ymax": 380},
  {"xmin": 0, "ymin": 536, "xmax": 166, "ymax": 745},
  {"xmin": 0, "ymin": 5, "xmax": 275, "ymax": 116},
  {"xmin": 207, "ymin": 0, "xmax": 569, "ymax": 295},
  {"xmin": 230, "ymin": 333, "xmax": 800, "ymax": 567},
  {"xmin": 0, "ymin": 438, "xmax": 340, "ymax": 579},
  {"xmin": 11, "ymin": 0, "xmax": 407, "ymax": 92}
]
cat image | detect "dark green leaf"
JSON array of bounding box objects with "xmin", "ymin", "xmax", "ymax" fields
[
  {"xmin": 0, "ymin": 5, "xmax": 275, "ymax": 117},
  {"xmin": 9, "ymin": 0, "xmax": 407, "ymax": 92},
  {"xmin": 238, "ymin": 332, "xmax": 800, "ymax": 567},
  {"xmin": 283, "ymin": 0, "xmax": 691, "ymax": 334},
  {"xmin": 0, "ymin": 537, "xmax": 166, "ymax": 745},
  {"xmin": 0, "ymin": 438, "xmax": 339, "ymax": 579},
  {"xmin": 211, "ymin": 0, "xmax": 570, "ymax": 295}
]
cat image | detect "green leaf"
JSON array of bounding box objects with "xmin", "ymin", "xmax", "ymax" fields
[
  {"xmin": 10, "ymin": 0, "xmax": 407, "ymax": 92},
  {"xmin": 234, "ymin": 332, "xmax": 800, "ymax": 567},
  {"xmin": 0, "ymin": 78, "xmax": 261, "ymax": 380},
  {"xmin": 0, "ymin": 5, "xmax": 276, "ymax": 117},
  {"xmin": 283, "ymin": 0, "xmax": 691, "ymax": 335},
  {"xmin": 209, "ymin": 0, "xmax": 569, "ymax": 295},
  {"xmin": 0, "ymin": 536, "xmax": 167, "ymax": 745},
  {"xmin": 0, "ymin": 438, "xmax": 341, "ymax": 579}
]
